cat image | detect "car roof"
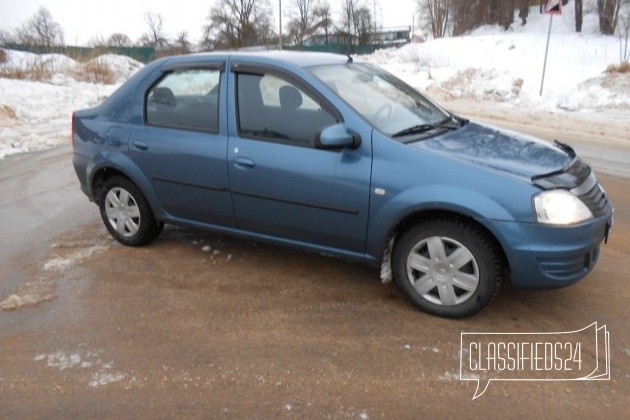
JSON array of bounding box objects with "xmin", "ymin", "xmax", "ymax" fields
[{"xmin": 157, "ymin": 50, "xmax": 352, "ymax": 69}]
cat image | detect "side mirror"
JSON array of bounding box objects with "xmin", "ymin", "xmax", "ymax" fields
[{"xmin": 315, "ymin": 124, "xmax": 361, "ymax": 150}]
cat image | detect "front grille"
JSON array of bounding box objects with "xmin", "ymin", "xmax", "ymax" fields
[
  {"xmin": 579, "ymin": 182, "xmax": 608, "ymax": 217},
  {"xmin": 570, "ymin": 172, "xmax": 609, "ymax": 217}
]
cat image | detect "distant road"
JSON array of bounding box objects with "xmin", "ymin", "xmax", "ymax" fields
[{"xmin": 441, "ymin": 100, "xmax": 630, "ymax": 179}]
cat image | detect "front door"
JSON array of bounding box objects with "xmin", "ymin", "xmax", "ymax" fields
[{"xmin": 227, "ymin": 69, "xmax": 372, "ymax": 254}]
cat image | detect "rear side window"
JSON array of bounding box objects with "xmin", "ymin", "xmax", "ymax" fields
[
  {"xmin": 146, "ymin": 68, "xmax": 220, "ymax": 133},
  {"xmin": 236, "ymin": 73, "xmax": 337, "ymax": 146}
]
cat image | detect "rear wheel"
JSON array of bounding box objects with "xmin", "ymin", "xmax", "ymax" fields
[
  {"xmin": 98, "ymin": 176, "xmax": 162, "ymax": 246},
  {"xmin": 392, "ymin": 219, "xmax": 503, "ymax": 318}
]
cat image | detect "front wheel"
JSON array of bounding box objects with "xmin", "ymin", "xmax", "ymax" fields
[
  {"xmin": 98, "ymin": 176, "xmax": 162, "ymax": 246},
  {"xmin": 392, "ymin": 219, "xmax": 504, "ymax": 318}
]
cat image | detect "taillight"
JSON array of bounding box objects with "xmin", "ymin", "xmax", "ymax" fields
[{"xmin": 71, "ymin": 112, "xmax": 75, "ymax": 147}]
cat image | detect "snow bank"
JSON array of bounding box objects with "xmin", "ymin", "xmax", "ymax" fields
[
  {"xmin": 0, "ymin": 77, "xmax": 118, "ymax": 158},
  {"xmin": 0, "ymin": 49, "xmax": 143, "ymax": 83},
  {"xmin": 365, "ymin": 3, "xmax": 630, "ymax": 111},
  {"xmin": 0, "ymin": 51, "xmax": 144, "ymax": 158},
  {"xmin": 366, "ymin": 32, "xmax": 628, "ymax": 111}
]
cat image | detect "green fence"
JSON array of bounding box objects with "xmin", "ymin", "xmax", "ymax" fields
[
  {"xmin": 2, "ymin": 44, "xmax": 156, "ymax": 63},
  {"xmin": 285, "ymin": 43, "xmax": 388, "ymax": 55}
]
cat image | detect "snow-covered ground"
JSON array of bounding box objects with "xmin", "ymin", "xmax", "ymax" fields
[
  {"xmin": 365, "ymin": 3, "xmax": 630, "ymax": 112},
  {"xmin": 0, "ymin": 2, "xmax": 628, "ymax": 159}
]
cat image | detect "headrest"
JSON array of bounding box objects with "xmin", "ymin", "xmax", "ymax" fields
[{"xmin": 279, "ymin": 85, "xmax": 303, "ymax": 110}]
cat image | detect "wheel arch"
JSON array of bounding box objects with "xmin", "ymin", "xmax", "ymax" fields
[
  {"xmin": 87, "ymin": 152, "xmax": 166, "ymax": 220},
  {"xmin": 378, "ymin": 209, "xmax": 510, "ymax": 284}
]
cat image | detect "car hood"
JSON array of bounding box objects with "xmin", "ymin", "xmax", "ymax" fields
[{"xmin": 411, "ymin": 122, "xmax": 573, "ymax": 180}]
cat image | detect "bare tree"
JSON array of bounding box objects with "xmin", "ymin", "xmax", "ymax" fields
[
  {"xmin": 598, "ymin": 0, "xmax": 622, "ymax": 35},
  {"xmin": 286, "ymin": 0, "xmax": 315, "ymax": 45},
  {"xmin": 143, "ymin": 12, "xmax": 168, "ymax": 48},
  {"xmin": 341, "ymin": 0, "xmax": 357, "ymax": 37},
  {"xmin": 174, "ymin": 31, "xmax": 192, "ymax": 54},
  {"xmin": 0, "ymin": 29, "xmax": 15, "ymax": 46},
  {"xmin": 87, "ymin": 35, "xmax": 107, "ymax": 48},
  {"xmin": 575, "ymin": 0, "xmax": 583, "ymax": 32},
  {"xmin": 353, "ymin": 6, "xmax": 375, "ymax": 45},
  {"xmin": 107, "ymin": 33, "xmax": 133, "ymax": 48},
  {"xmin": 619, "ymin": 0, "xmax": 630, "ymax": 61},
  {"xmin": 287, "ymin": 19, "xmax": 304, "ymax": 45},
  {"xmin": 204, "ymin": 0, "xmax": 274, "ymax": 49},
  {"xmin": 297, "ymin": 0, "xmax": 314, "ymax": 44},
  {"xmin": 419, "ymin": 0, "xmax": 450, "ymax": 39},
  {"xmin": 15, "ymin": 7, "xmax": 64, "ymax": 47},
  {"xmin": 313, "ymin": 1, "xmax": 333, "ymax": 44},
  {"xmin": 518, "ymin": 0, "xmax": 530, "ymax": 26},
  {"xmin": 199, "ymin": 25, "xmax": 215, "ymax": 51}
]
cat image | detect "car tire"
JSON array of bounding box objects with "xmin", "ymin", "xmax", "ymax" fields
[
  {"xmin": 392, "ymin": 218, "xmax": 503, "ymax": 318},
  {"xmin": 98, "ymin": 176, "xmax": 162, "ymax": 246}
]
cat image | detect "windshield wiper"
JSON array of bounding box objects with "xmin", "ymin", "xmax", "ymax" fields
[{"xmin": 392, "ymin": 118, "xmax": 460, "ymax": 138}]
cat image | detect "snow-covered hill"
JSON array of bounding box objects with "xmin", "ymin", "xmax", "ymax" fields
[
  {"xmin": 364, "ymin": 3, "xmax": 630, "ymax": 111},
  {"xmin": 0, "ymin": 51, "xmax": 143, "ymax": 158}
]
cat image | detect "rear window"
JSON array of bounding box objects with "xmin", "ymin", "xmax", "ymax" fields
[{"xmin": 146, "ymin": 68, "xmax": 220, "ymax": 133}]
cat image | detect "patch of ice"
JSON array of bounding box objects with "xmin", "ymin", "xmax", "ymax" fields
[
  {"xmin": 438, "ymin": 371, "xmax": 461, "ymax": 381},
  {"xmin": 88, "ymin": 371, "xmax": 127, "ymax": 388},
  {"xmin": 34, "ymin": 349, "xmax": 131, "ymax": 388},
  {"xmin": 1, "ymin": 293, "xmax": 54, "ymax": 310},
  {"xmin": 43, "ymin": 245, "xmax": 109, "ymax": 271},
  {"xmin": 45, "ymin": 352, "xmax": 82, "ymax": 371},
  {"xmin": 202, "ymin": 245, "xmax": 212, "ymax": 252}
]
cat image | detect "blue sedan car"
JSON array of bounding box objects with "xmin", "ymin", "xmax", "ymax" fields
[{"xmin": 72, "ymin": 52, "xmax": 613, "ymax": 317}]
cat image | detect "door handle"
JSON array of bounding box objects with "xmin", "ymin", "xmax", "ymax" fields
[
  {"xmin": 132, "ymin": 141, "xmax": 148, "ymax": 151},
  {"xmin": 233, "ymin": 156, "xmax": 255, "ymax": 169}
]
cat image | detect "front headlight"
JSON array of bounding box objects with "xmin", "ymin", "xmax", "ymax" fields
[{"xmin": 534, "ymin": 190, "xmax": 593, "ymax": 226}]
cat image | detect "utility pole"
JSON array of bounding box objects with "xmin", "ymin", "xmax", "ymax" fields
[{"xmin": 279, "ymin": 0, "xmax": 283, "ymax": 50}]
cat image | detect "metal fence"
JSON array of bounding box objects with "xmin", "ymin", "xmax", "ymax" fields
[
  {"xmin": 284, "ymin": 43, "xmax": 388, "ymax": 55},
  {"xmin": 1, "ymin": 44, "xmax": 156, "ymax": 63}
]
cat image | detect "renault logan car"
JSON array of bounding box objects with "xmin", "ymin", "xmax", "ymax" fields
[{"xmin": 72, "ymin": 52, "xmax": 613, "ymax": 318}]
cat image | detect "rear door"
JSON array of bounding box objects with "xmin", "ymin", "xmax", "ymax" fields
[
  {"xmin": 227, "ymin": 64, "xmax": 372, "ymax": 254},
  {"xmin": 130, "ymin": 63, "xmax": 235, "ymax": 227}
]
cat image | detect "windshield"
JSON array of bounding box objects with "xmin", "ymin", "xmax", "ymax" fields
[{"xmin": 310, "ymin": 63, "xmax": 450, "ymax": 137}]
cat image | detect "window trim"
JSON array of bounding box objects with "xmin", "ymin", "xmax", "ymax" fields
[
  {"xmin": 144, "ymin": 66, "xmax": 223, "ymax": 134},
  {"xmin": 232, "ymin": 62, "xmax": 342, "ymax": 148}
]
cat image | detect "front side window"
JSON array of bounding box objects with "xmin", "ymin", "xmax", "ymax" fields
[
  {"xmin": 310, "ymin": 63, "xmax": 449, "ymax": 138},
  {"xmin": 236, "ymin": 73, "xmax": 337, "ymax": 146},
  {"xmin": 146, "ymin": 68, "xmax": 220, "ymax": 132}
]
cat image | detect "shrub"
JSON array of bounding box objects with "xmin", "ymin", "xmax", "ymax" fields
[
  {"xmin": 606, "ymin": 61, "xmax": 630, "ymax": 74},
  {"xmin": 75, "ymin": 57, "xmax": 116, "ymax": 84},
  {"xmin": 0, "ymin": 59, "xmax": 52, "ymax": 81},
  {"xmin": 0, "ymin": 48, "xmax": 6, "ymax": 65}
]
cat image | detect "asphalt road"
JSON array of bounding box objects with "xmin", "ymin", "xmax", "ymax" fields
[{"xmin": 0, "ymin": 125, "xmax": 628, "ymax": 418}]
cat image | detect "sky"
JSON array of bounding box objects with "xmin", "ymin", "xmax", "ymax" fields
[{"xmin": 0, "ymin": 0, "xmax": 417, "ymax": 46}]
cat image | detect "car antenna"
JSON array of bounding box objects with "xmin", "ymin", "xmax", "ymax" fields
[{"xmin": 346, "ymin": 54, "xmax": 353, "ymax": 63}]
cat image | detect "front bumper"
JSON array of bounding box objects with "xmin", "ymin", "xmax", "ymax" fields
[{"xmin": 488, "ymin": 210, "xmax": 613, "ymax": 289}]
